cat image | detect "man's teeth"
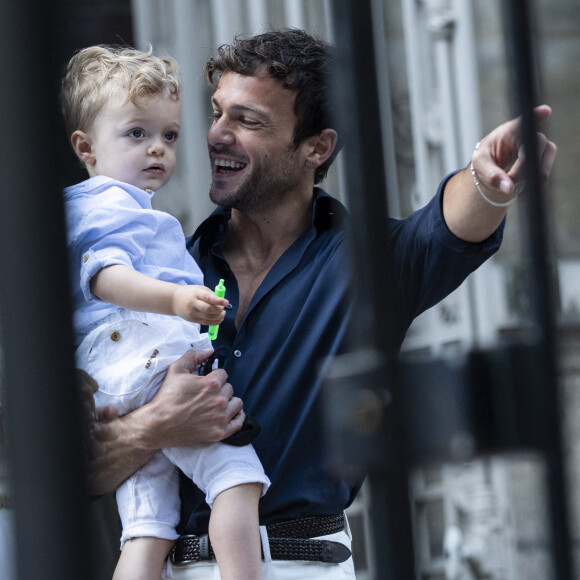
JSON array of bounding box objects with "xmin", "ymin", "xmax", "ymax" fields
[{"xmin": 215, "ymin": 159, "xmax": 246, "ymax": 170}]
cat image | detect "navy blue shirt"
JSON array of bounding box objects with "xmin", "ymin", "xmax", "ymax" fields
[{"xmin": 179, "ymin": 180, "xmax": 503, "ymax": 534}]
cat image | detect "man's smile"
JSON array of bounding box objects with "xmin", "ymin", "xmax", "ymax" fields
[{"xmin": 214, "ymin": 158, "xmax": 247, "ymax": 174}]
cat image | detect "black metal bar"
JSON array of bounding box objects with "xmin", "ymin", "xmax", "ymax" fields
[
  {"xmin": 329, "ymin": 0, "xmax": 392, "ymax": 354},
  {"xmin": 0, "ymin": 1, "xmax": 93, "ymax": 578},
  {"xmin": 502, "ymin": 0, "xmax": 573, "ymax": 577},
  {"xmin": 325, "ymin": 0, "xmax": 573, "ymax": 578},
  {"xmin": 329, "ymin": 1, "xmax": 417, "ymax": 578}
]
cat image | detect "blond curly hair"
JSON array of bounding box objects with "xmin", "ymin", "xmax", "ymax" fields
[{"xmin": 60, "ymin": 44, "xmax": 180, "ymax": 137}]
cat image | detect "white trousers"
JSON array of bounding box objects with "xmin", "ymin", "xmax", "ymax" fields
[
  {"xmin": 76, "ymin": 315, "xmax": 269, "ymax": 546},
  {"xmin": 162, "ymin": 517, "xmax": 356, "ymax": 580}
]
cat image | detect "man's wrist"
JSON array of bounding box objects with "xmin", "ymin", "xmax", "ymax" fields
[
  {"xmin": 130, "ymin": 402, "xmax": 164, "ymax": 452},
  {"xmin": 470, "ymin": 143, "xmax": 519, "ymax": 208}
]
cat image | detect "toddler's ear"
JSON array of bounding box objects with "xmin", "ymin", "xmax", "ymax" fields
[{"xmin": 71, "ymin": 130, "xmax": 96, "ymax": 166}]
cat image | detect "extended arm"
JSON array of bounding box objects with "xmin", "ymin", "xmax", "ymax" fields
[
  {"xmin": 443, "ymin": 105, "xmax": 556, "ymax": 242},
  {"xmin": 85, "ymin": 349, "xmax": 245, "ymax": 494},
  {"xmin": 90, "ymin": 264, "xmax": 228, "ymax": 325}
]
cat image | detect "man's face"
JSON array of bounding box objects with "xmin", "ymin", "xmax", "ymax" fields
[{"xmin": 207, "ymin": 70, "xmax": 308, "ymax": 212}]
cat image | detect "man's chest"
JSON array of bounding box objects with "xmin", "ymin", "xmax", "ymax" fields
[{"xmin": 225, "ymin": 251, "xmax": 283, "ymax": 327}]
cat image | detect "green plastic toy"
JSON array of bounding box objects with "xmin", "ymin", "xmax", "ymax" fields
[{"xmin": 208, "ymin": 279, "xmax": 226, "ymax": 340}]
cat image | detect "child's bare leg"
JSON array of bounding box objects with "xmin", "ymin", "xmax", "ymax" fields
[
  {"xmin": 112, "ymin": 537, "xmax": 174, "ymax": 580},
  {"xmin": 209, "ymin": 482, "xmax": 263, "ymax": 580}
]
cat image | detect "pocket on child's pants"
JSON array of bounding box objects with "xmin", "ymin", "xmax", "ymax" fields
[{"xmin": 77, "ymin": 318, "xmax": 167, "ymax": 414}]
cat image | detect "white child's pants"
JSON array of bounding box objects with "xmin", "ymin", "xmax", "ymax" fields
[{"xmin": 76, "ymin": 313, "xmax": 269, "ymax": 546}]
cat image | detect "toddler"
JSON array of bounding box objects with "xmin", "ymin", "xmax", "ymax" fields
[{"xmin": 60, "ymin": 45, "xmax": 269, "ymax": 580}]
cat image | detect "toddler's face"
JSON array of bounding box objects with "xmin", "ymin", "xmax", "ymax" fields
[{"xmin": 85, "ymin": 92, "xmax": 181, "ymax": 192}]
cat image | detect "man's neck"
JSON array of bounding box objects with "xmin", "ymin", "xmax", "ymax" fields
[
  {"xmin": 224, "ymin": 190, "xmax": 314, "ymax": 265},
  {"xmin": 222, "ymin": 189, "xmax": 314, "ymax": 327}
]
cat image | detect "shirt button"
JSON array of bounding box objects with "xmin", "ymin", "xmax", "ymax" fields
[
  {"xmin": 225, "ymin": 304, "xmax": 233, "ymax": 310},
  {"xmin": 233, "ymin": 349, "xmax": 242, "ymax": 358},
  {"xmin": 82, "ymin": 254, "xmax": 89, "ymax": 263},
  {"xmin": 110, "ymin": 331, "xmax": 121, "ymax": 341}
]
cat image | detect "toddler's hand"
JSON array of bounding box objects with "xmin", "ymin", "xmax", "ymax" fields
[{"xmin": 173, "ymin": 284, "xmax": 228, "ymax": 325}]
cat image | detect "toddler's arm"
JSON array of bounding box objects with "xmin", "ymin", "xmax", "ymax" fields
[{"xmin": 90, "ymin": 264, "xmax": 228, "ymax": 325}]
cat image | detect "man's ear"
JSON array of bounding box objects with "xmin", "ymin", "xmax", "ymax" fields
[
  {"xmin": 304, "ymin": 129, "xmax": 338, "ymax": 170},
  {"xmin": 71, "ymin": 130, "xmax": 96, "ymax": 166}
]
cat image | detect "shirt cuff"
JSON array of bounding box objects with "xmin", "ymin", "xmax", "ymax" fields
[{"xmin": 79, "ymin": 247, "xmax": 131, "ymax": 301}]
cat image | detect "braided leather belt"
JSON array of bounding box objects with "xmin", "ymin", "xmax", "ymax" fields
[{"xmin": 170, "ymin": 513, "xmax": 351, "ymax": 566}]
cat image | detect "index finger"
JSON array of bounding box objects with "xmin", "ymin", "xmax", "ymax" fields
[
  {"xmin": 502, "ymin": 104, "xmax": 552, "ymax": 154},
  {"xmin": 532, "ymin": 104, "xmax": 552, "ymax": 123},
  {"xmin": 494, "ymin": 104, "xmax": 552, "ymax": 152},
  {"xmin": 167, "ymin": 348, "xmax": 214, "ymax": 375},
  {"xmin": 204, "ymin": 293, "xmax": 229, "ymax": 308}
]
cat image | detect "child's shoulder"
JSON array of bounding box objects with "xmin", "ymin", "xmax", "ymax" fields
[
  {"xmin": 64, "ymin": 177, "xmax": 149, "ymax": 209},
  {"xmin": 64, "ymin": 175, "xmax": 115, "ymax": 197},
  {"xmin": 65, "ymin": 175, "xmax": 140, "ymax": 195}
]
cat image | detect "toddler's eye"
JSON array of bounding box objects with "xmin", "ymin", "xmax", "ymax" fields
[
  {"xmin": 128, "ymin": 129, "xmax": 144, "ymax": 139},
  {"xmin": 164, "ymin": 131, "xmax": 178, "ymax": 142}
]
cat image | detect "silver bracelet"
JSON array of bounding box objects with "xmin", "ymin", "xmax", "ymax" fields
[{"xmin": 470, "ymin": 142, "xmax": 520, "ymax": 208}]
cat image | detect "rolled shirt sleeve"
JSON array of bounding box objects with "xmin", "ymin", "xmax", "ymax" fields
[{"xmin": 75, "ymin": 203, "xmax": 160, "ymax": 302}]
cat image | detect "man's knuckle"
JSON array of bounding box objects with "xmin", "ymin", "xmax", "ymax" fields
[{"xmin": 203, "ymin": 374, "xmax": 220, "ymax": 390}]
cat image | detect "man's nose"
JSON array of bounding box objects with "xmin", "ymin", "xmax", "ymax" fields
[{"xmin": 207, "ymin": 117, "xmax": 235, "ymax": 147}]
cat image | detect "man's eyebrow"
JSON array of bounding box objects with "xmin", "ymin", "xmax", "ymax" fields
[{"xmin": 211, "ymin": 96, "xmax": 270, "ymax": 120}]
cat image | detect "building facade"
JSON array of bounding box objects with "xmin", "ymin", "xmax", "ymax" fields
[{"xmin": 1, "ymin": 0, "xmax": 579, "ymax": 578}]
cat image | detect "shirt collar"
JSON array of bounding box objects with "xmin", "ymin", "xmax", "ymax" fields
[
  {"xmin": 311, "ymin": 187, "xmax": 348, "ymax": 231},
  {"xmin": 188, "ymin": 187, "xmax": 347, "ymax": 250}
]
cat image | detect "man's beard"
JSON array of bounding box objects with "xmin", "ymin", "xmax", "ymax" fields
[{"xmin": 209, "ymin": 146, "xmax": 302, "ymax": 213}]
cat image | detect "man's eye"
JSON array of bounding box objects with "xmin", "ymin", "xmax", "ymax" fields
[
  {"xmin": 241, "ymin": 118, "xmax": 259, "ymax": 127},
  {"xmin": 164, "ymin": 131, "xmax": 178, "ymax": 141},
  {"xmin": 128, "ymin": 129, "xmax": 144, "ymax": 138},
  {"xmin": 210, "ymin": 112, "xmax": 221, "ymax": 122}
]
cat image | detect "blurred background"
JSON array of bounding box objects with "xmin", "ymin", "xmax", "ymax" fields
[{"xmin": 1, "ymin": 1, "xmax": 579, "ymax": 578}]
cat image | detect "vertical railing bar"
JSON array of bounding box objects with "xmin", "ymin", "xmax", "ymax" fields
[
  {"xmin": 329, "ymin": 0, "xmax": 417, "ymax": 577},
  {"xmin": 502, "ymin": 0, "xmax": 573, "ymax": 577},
  {"xmin": 0, "ymin": 1, "xmax": 92, "ymax": 578}
]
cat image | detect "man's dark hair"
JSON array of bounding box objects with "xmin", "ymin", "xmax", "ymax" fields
[{"xmin": 204, "ymin": 28, "xmax": 341, "ymax": 184}]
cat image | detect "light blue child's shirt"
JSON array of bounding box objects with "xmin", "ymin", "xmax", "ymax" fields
[{"xmin": 63, "ymin": 176, "xmax": 204, "ymax": 344}]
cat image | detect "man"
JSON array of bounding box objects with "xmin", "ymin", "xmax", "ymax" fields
[{"xmin": 88, "ymin": 29, "xmax": 556, "ymax": 579}]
